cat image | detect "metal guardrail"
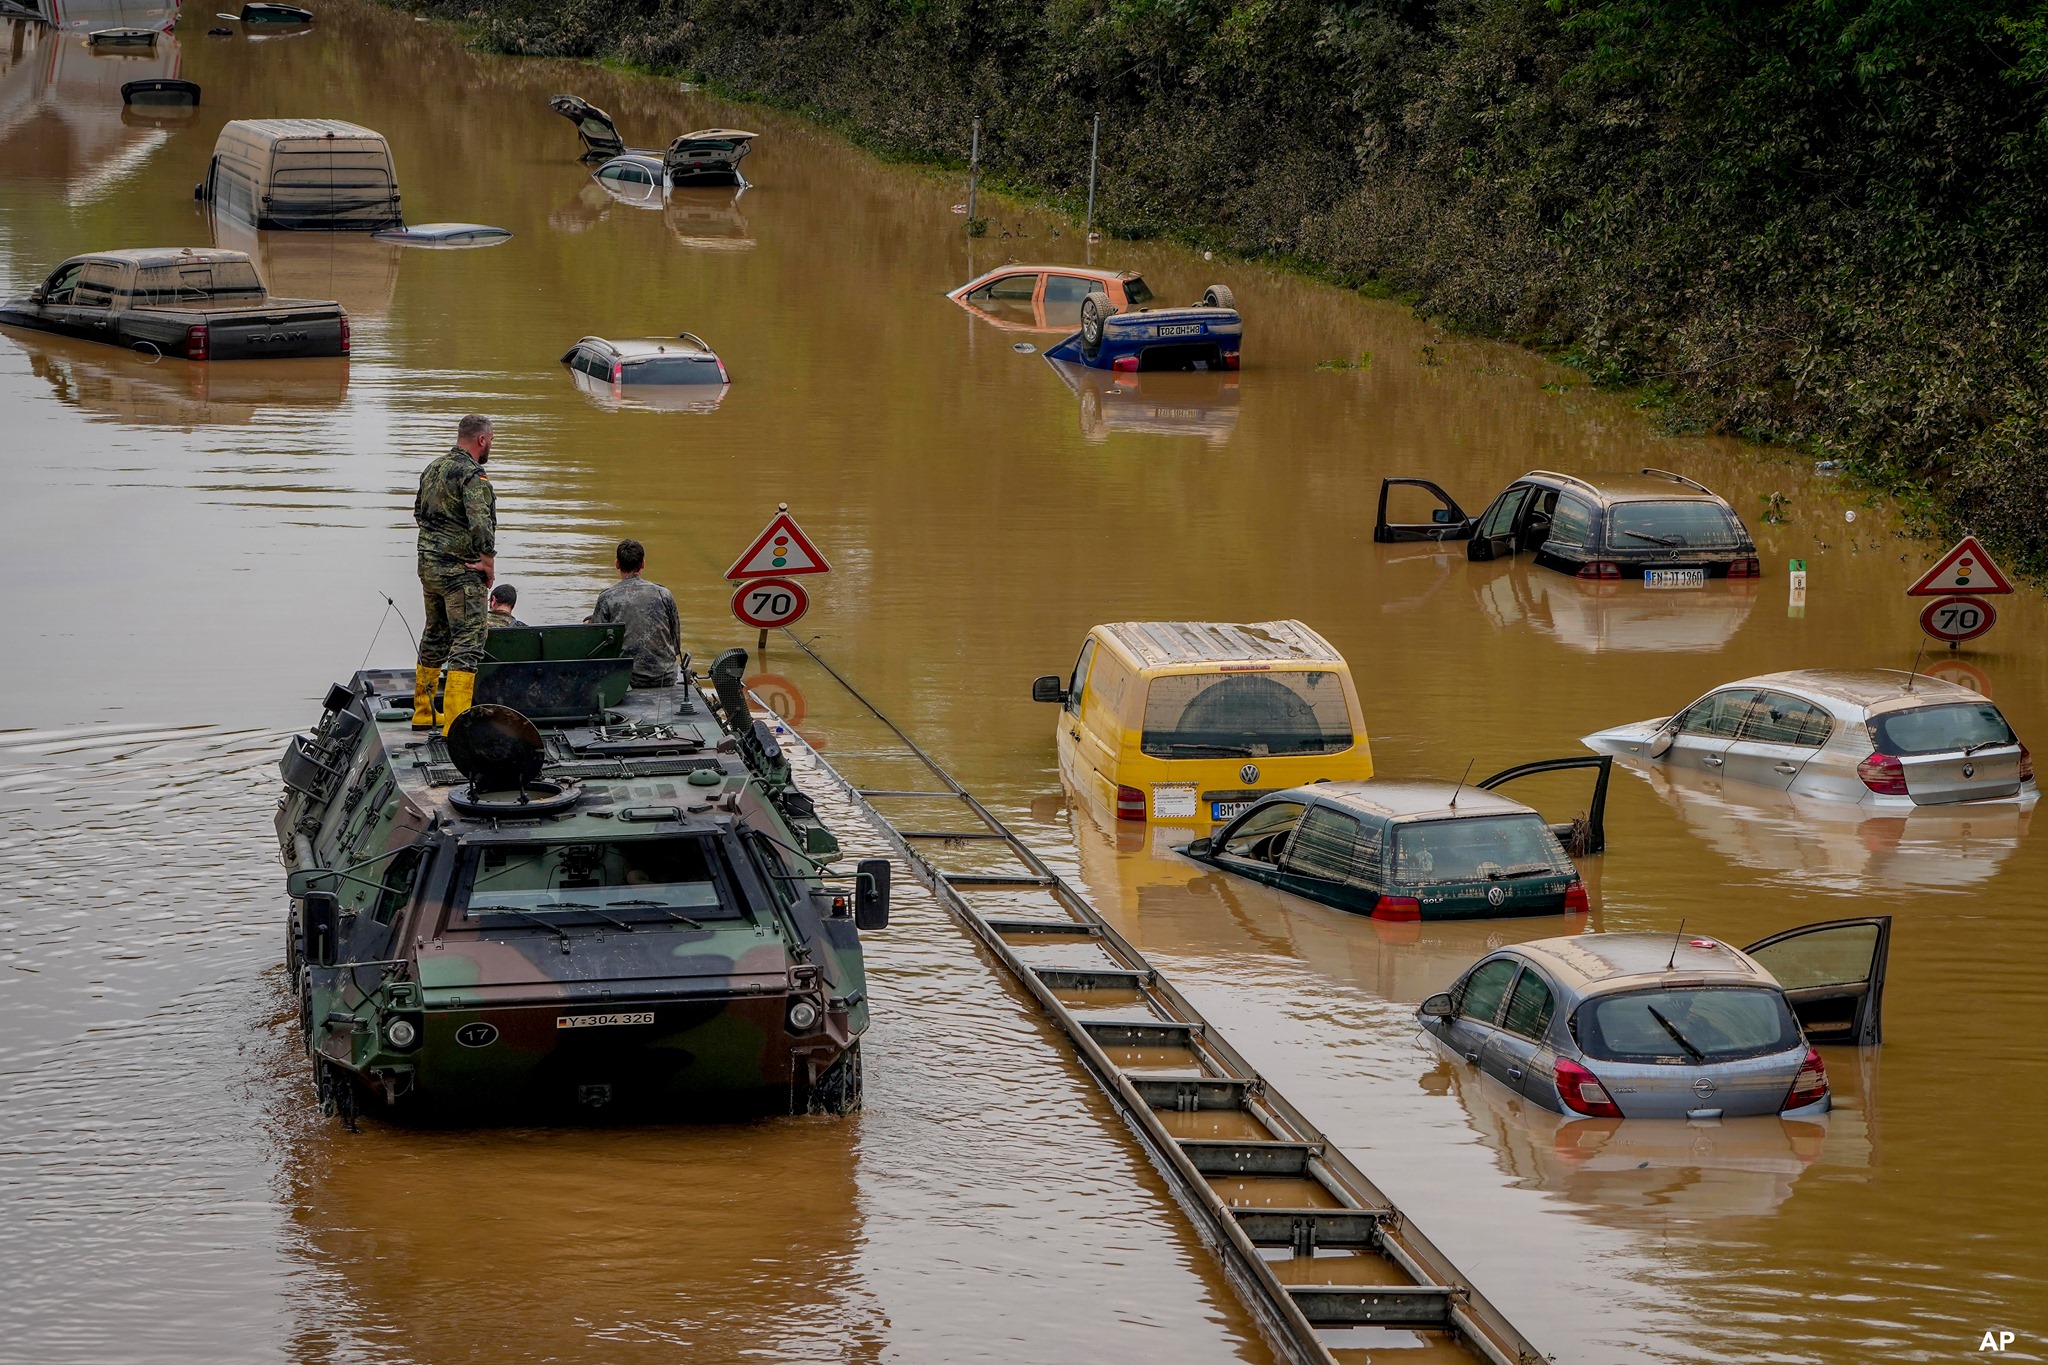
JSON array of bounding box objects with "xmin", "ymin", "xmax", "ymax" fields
[{"xmin": 771, "ymin": 635, "xmax": 1550, "ymax": 1365}]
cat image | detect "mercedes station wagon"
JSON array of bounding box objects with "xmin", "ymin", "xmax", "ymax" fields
[
  {"xmin": 1179, "ymin": 771, "xmax": 1608, "ymax": 921},
  {"xmin": 1585, "ymin": 669, "xmax": 2036, "ymax": 808},
  {"xmin": 1420, "ymin": 918, "xmax": 1889, "ymax": 1119},
  {"xmin": 1376, "ymin": 468, "xmax": 1760, "ymax": 584}
]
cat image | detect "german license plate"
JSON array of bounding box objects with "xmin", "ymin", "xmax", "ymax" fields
[
  {"xmin": 556, "ymin": 1011, "xmax": 655, "ymax": 1029},
  {"xmin": 1158, "ymin": 323, "xmax": 1202, "ymax": 337},
  {"xmin": 1645, "ymin": 569, "xmax": 1706, "ymax": 588},
  {"xmin": 1211, "ymin": 801, "xmax": 1252, "ymax": 821}
]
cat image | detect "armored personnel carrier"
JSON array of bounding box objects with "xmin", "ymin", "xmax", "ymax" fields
[{"xmin": 274, "ymin": 627, "xmax": 886, "ymax": 1124}]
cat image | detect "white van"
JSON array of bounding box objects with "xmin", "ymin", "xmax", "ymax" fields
[{"xmin": 197, "ymin": 119, "xmax": 401, "ymax": 231}]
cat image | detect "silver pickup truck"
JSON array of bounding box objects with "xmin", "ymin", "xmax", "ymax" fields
[{"xmin": 0, "ymin": 248, "xmax": 348, "ymax": 360}]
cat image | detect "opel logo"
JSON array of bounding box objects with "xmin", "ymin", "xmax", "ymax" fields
[
  {"xmin": 1962, "ymin": 763, "xmax": 1976, "ymax": 778},
  {"xmin": 1240, "ymin": 763, "xmax": 1260, "ymax": 785},
  {"xmin": 1486, "ymin": 885, "xmax": 1505, "ymax": 907},
  {"xmin": 455, "ymin": 1022, "xmax": 498, "ymax": 1048},
  {"xmin": 1691, "ymin": 1076, "xmax": 1718, "ymax": 1098}
]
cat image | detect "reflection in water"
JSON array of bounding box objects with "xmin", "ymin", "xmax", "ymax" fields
[
  {"xmin": 1615, "ymin": 757, "xmax": 2033, "ymax": 893},
  {"xmin": 0, "ymin": 18, "xmax": 181, "ymax": 203},
  {"xmin": 211, "ymin": 209, "xmax": 403, "ymax": 316},
  {"xmin": 1047, "ymin": 359, "xmax": 1238, "ymax": 446},
  {"xmin": 554, "ymin": 175, "xmax": 756, "ymax": 251},
  {"xmin": 1477, "ymin": 562, "xmax": 1759, "ymax": 654},
  {"xmin": 4, "ymin": 323, "xmax": 349, "ymax": 425}
]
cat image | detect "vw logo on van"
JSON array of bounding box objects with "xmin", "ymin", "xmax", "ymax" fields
[
  {"xmin": 1240, "ymin": 763, "xmax": 1260, "ymax": 785},
  {"xmin": 1486, "ymin": 885, "xmax": 1505, "ymax": 907}
]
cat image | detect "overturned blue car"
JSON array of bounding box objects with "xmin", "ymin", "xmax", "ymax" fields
[{"xmin": 1044, "ymin": 283, "xmax": 1242, "ymax": 372}]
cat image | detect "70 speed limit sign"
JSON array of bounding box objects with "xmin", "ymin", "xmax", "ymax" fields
[
  {"xmin": 1919, "ymin": 595, "xmax": 1996, "ymax": 645},
  {"xmin": 731, "ymin": 577, "xmax": 809, "ymax": 629}
]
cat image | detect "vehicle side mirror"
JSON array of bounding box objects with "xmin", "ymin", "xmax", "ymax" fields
[
  {"xmin": 1420, "ymin": 992, "xmax": 1454, "ymax": 1020},
  {"xmin": 1184, "ymin": 836, "xmax": 1213, "ymax": 857},
  {"xmin": 1031, "ymin": 675, "xmax": 1068, "ymax": 704},
  {"xmin": 1648, "ymin": 727, "xmax": 1677, "ymax": 759},
  {"xmin": 854, "ymin": 857, "xmax": 890, "ymax": 930},
  {"xmin": 287, "ymin": 868, "xmax": 339, "ymax": 897},
  {"xmin": 29, "ymin": 287, "xmax": 47, "ymax": 303},
  {"xmin": 301, "ymin": 891, "xmax": 341, "ymax": 968},
  {"xmin": 1432, "ymin": 508, "xmax": 1456, "ymax": 524}
]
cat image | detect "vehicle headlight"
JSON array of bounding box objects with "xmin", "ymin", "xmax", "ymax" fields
[
  {"xmin": 787, "ymin": 999, "xmax": 821, "ymax": 1032},
  {"xmin": 385, "ymin": 1017, "xmax": 418, "ymax": 1048}
]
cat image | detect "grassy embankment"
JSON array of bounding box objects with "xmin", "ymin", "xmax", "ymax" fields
[{"xmin": 402, "ymin": 0, "xmax": 2048, "ymax": 572}]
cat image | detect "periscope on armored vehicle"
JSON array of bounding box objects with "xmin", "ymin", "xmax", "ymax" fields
[{"xmin": 276, "ymin": 630, "xmax": 888, "ymax": 1124}]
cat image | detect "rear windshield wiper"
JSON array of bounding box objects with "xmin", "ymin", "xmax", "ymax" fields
[
  {"xmin": 608, "ymin": 898, "xmax": 706, "ymax": 929},
  {"xmin": 1621, "ymin": 529, "xmax": 1684, "ymax": 547},
  {"xmin": 1163, "ymin": 742, "xmax": 1257, "ymax": 756},
  {"xmin": 468, "ymin": 903, "xmax": 572, "ymax": 943},
  {"xmin": 1486, "ymin": 862, "xmax": 1554, "ymax": 880},
  {"xmin": 1961, "ymin": 737, "xmax": 2013, "ymax": 757},
  {"xmin": 479, "ymin": 900, "xmax": 636, "ymax": 932},
  {"xmin": 1646, "ymin": 1004, "xmax": 1708, "ymax": 1062}
]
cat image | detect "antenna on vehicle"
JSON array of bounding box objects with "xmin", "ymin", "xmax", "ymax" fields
[
  {"xmin": 1904, "ymin": 637, "xmax": 1928, "ymax": 692},
  {"xmin": 361, "ymin": 592, "xmax": 419, "ymax": 670},
  {"xmin": 1665, "ymin": 917, "xmax": 1687, "ymax": 972},
  {"xmin": 1449, "ymin": 758, "xmax": 1475, "ymax": 808}
]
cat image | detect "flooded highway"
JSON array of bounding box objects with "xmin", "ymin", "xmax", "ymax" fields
[{"xmin": 2, "ymin": 2, "xmax": 2045, "ymax": 1360}]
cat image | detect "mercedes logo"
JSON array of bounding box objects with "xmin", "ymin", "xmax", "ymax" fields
[
  {"xmin": 1240, "ymin": 763, "xmax": 1260, "ymax": 785},
  {"xmin": 1486, "ymin": 885, "xmax": 1505, "ymax": 907},
  {"xmin": 1962, "ymin": 763, "xmax": 1976, "ymax": 778},
  {"xmin": 1691, "ymin": 1076, "xmax": 1718, "ymax": 1098}
]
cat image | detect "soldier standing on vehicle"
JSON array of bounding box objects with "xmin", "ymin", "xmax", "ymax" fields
[
  {"xmin": 412, "ymin": 415, "xmax": 496, "ymax": 730},
  {"xmin": 486, "ymin": 583, "xmax": 525, "ymax": 628},
  {"xmin": 591, "ymin": 539, "xmax": 682, "ymax": 688}
]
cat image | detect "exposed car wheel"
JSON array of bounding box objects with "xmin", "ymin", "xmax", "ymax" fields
[
  {"xmin": 1202, "ymin": 284, "xmax": 1236, "ymax": 310},
  {"xmin": 1080, "ymin": 292, "xmax": 1117, "ymax": 360}
]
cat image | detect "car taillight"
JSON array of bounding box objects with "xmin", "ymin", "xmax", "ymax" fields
[
  {"xmin": 1563, "ymin": 880, "xmax": 1589, "ymax": 913},
  {"xmin": 1782, "ymin": 1046, "xmax": 1829, "ymax": 1111},
  {"xmin": 1554, "ymin": 1057, "xmax": 1623, "ymax": 1118},
  {"xmin": 2020, "ymin": 742, "xmax": 2034, "ymax": 782},
  {"xmin": 716, "ymin": 360, "xmax": 730, "ymax": 384},
  {"xmin": 1115, "ymin": 785, "xmax": 1146, "ymax": 821},
  {"xmin": 1857, "ymin": 752, "xmax": 1909, "ymax": 795},
  {"xmin": 610, "ymin": 362, "xmax": 623, "ymax": 386},
  {"xmin": 1727, "ymin": 557, "xmax": 1761, "ymax": 577},
  {"xmin": 185, "ymin": 323, "xmax": 208, "ymax": 361},
  {"xmin": 1576, "ymin": 561, "xmax": 1621, "ymax": 579},
  {"xmin": 1371, "ymin": 895, "xmax": 1420, "ymax": 922},
  {"xmin": 1222, "ymin": 352, "xmax": 1240, "ymax": 370},
  {"xmin": 338, "ymin": 312, "xmax": 350, "ymax": 355},
  {"xmin": 1110, "ymin": 355, "xmax": 1140, "ymax": 373}
]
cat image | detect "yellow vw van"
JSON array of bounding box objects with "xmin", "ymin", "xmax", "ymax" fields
[{"xmin": 1031, "ymin": 621, "xmax": 1372, "ymax": 824}]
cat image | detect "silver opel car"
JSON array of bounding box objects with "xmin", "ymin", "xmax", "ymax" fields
[
  {"xmin": 1418, "ymin": 918, "xmax": 1889, "ymax": 1119},
  {"xmin": 1583, "ymin": 669, "xmax": 2035, "ymax": 808}
]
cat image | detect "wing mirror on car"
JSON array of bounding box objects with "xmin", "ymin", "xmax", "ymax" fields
[
  {"xmin": 1432, "ymin": 508, "xmax": 1457, "ymax": 524},
  {"xmin": 1648, "ymin": 725, "xmax": 1677, "ymax": 759},
  {"xmin": 301, "ymin": 891, "xmax": 341, "ymax": 968},
  {"xmin": 854, "ymin": 857, "xmax": 891, "ymax": 930},
  {"xmin": 287, "ymin": 868, "xmax": 338, "ymax": 897},
  {"xmin": 1184, "ymin": 836, "xmax": 1213, "ymax": 857},
  {"xmin": 1031, "ymin": 675, "xmax": 1069, "ymax": 704},
  {"xmin": 1419, "ymin": 992, "xmax": 1454, "ymax": 1020}
]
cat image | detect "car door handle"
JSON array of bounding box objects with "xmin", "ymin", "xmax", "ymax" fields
[
  {"xmin": 1506, "ymin": 1066, "xmax": 1524, "ymax": 1081},
  {"xmin": 1463, "ymin": 1050, "xmax": 1480, "ymax": 1063},
  {"xmin": 1774, "ymin": 762, "xmax": 1799, "ymax": 774},
  {"xmin": 1702, "ymin": 756, "xmax": 1723, "ymax": 767}
]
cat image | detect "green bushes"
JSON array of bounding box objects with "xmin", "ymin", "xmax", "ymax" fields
[{"xmin": 416, "ymin": 0, "xmax": 2048, "ymax": 569}]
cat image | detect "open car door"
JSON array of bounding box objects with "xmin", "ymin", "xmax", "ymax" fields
[
  {"xmin": 547, "ymin": 95, "xmax": 627, "ymax": 160},
  {"xmin": 1477, "ymin": 754, "xmax": 1612, "ymax": 856},
  {"xmin": 1374, "ymin": 478, "xmax": 1474, "ymax": 543},
  {"xmin": 1744, "ymin": 916, "xmax": 1890, "ymax": 1046}
]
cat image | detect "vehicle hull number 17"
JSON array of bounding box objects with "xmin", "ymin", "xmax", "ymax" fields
[{"xmin": 731, "ymin": 577, "xmax": 809, "ymax": 630}]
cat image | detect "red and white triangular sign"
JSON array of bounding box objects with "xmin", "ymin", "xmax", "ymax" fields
[
  {"xmin": 1906, "ymin": 535, "xmax": 2013, "ymax": 597},
  {"xmin": 726, "ymin": 509, "xmax": 831, "ymax": 580}
]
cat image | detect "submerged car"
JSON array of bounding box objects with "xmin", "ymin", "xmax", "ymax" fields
[
  {"xmin": 1584, "ymin": 669, "xmax": 2036, "ymax": 808},
  {"xmin": 371, "ymin": 223, "xmax": 511, "ymax": 248},
  {"xmin": 948, "ymin": 266, "xmax": 1156, "ymax": 333},
  {"xmin": 1044, "ymin": 283, "xmax": 1241, "ymax": 373},
  {"xmin": 561, "ymin": 333, "xmax": 729, "ymax": 410},
  {"xmin": 197, "ymin": 118, "xmax": 401, "ymax": 232},
  {"xmin": 1032, "ymin": 620, "xmax": 1370, "ymax": 825},
  {"xmin": 1376, "ymin": 469, "xmax": 1761, "ymax": 583},
  {"xmin": 1420, "ymin": 917, "xmax": 1889, "ymax": 1118},
  {"xmin": 1179, "ymin": 765, "xmax": 1609, "ymax": 921},
  {"xmin": 548, "ymin": 94, "xmax": 758, "ymax": 186}
]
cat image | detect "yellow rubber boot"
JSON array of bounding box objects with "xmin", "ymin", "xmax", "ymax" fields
[
  {"xmin": 440, "ymin": 670, "xmax": 477, "ymax": 731},
  {"xmin": 412, "ymin": 666, "xmax": 440, "ymax": 730}
]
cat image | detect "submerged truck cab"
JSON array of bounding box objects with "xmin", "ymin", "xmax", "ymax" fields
[{"xmin": 198, "ymin": 118, "xmax": 402, "ymax": 231}]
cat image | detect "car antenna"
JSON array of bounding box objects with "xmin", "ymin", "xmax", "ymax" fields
[
  {"xmin": 1904, "ymin": 637, "xmax": 1927, "ymax": 692},
  {"xmin": 1665, "ymin": 917, "xmax": 1687, "ymax": 971},
  {"xmin": 1449, "ymin": 758, "xmax": 1475, "ymax": 808}
]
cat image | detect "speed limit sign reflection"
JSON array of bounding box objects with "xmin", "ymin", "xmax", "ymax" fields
[
  {"xmin": 731, "ymin": 577, "xmax": 809, "ymax": 630},
  {"xmin": 1919, "ymin": 594, "xmax": 1996, "ymax": 645}
]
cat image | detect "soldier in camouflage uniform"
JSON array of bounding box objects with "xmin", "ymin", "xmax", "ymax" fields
[
  {"xmin": 591, "ymin": 539, "xmax": 683, "ymax": 688},
  {"xmin": 486, "ymin": 583, "xmax": 525, "ymax": 628},
  {"xmin": 412, "ymin": 415, "xmax": 497, "ymax": 730}
]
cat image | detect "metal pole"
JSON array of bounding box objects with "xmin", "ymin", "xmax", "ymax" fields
[
  {"xmin": 1085, "ymin": 112, "xmax": 1099, "ymax": 245},
  {"xmin": 966, "ymin": 117, "xmax": 980, "ymax": 232}
]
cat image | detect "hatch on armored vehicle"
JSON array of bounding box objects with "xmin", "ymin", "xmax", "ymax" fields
[{"xmin": 276, "ymin": 631, "xmax": 887, "ymax": 1125}]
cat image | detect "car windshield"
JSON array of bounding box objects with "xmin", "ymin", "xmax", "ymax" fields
[
  {"xmin": 1870, "ymin": 703, "xmax": 2017, "ymax": 756},
  {"xmin": 1607, "ymin": 500, "xmax": 1743, "ymax": 549},
  {"xmin": 1140, "ymin": 670, "xmax": 1353, "ymax": 758},
  {"xmin": 1123, "ymin": 275, "xmax": 1154, "ymax": 305},
  {"xmin": 1390, "ymin": 814, "xmax": 1570, "ymax": 885},
  {"xmin": 623, "ymin": 356, "xmax": 722, "ymax": 385},
  {"xmin": 1576, "ymin": 987, "xmax": 1800, "ymax": 1064},
  {"xmin": 456, "ymin": 836, "xmax": 746, "ymax": 927}
]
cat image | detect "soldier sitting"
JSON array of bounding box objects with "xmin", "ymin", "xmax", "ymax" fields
[
  {"xmin": 591, "ymin": 539, "xmax": 683, "ymax": 688},
  {"xmin": 486, "ymin": 583, "xmax": 525, "ymax": 628}
]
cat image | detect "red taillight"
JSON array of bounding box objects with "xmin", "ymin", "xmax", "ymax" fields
[
  {"xmin": 1115, "ymin": 785, "xmax": 1146, "ymax": 821},
  {"xmin": 1110, "ymin": 355, "xmax": 1139, "ymax": 373},
  {"xmin": 1576, "ymin": 561, "xmax": 1621, "ymax": 579},
  {"xmin": 338, "ymin": 312, "xmax": 350, "ymax": 355},
  {"xmin": 185, "ymin": 323, "xmax": 209, "ymax": 361},
  {"xmin": 2020, "ymin": 742, "xmax": 2033, "ymax": 783},
  {"xmin": 1371, "ymin": 895, "xmax": 1421, "ymax": 921},
  {"xmin": 1554, "ymin": 1057, "xmax": 1623, "ymax": 1117},
  {"xmin": 1857, "ymin": 752, "xmax": 1909, "ymax": 795},
  {"xmin": 1563, "ymin": 880, "xmax": 1589, "ymax": 913},
  {"xmin": 1783, "ymin": 1046, "xmax": 1829, "ymax": 1111},
  {"xmin": 610, "ymin": 362, "xmax": 623, "ymax": 385},
  {"xmin": 1727, "ymin": 557, "xmax": 1761, "ymax": 577},
  {"xmin": 1222, "ymin": 352, "xmax": 1241, "ymax": 370},
  {"xmin": 716, "ymin": 360, "xmax": 730, "ymax": 384}
]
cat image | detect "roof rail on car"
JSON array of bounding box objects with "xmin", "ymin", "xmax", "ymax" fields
[
  {"xmin": 1642, "ymin": 467, "xmax": 1713, "ymax": 493},
  {"xmin": 1525, "ymin": 469, "xmax": 1605, "ymax": 498}
]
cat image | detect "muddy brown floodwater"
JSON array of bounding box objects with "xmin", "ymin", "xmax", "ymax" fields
[{"xmin": 2, "ymin": 3, "xmax": 2044, "ymax": 1361}]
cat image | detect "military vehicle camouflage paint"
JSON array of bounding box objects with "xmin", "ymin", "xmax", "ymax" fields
[{"xmin": 274, "ymin": 633, "xmax": 877, "ymax": 1122}]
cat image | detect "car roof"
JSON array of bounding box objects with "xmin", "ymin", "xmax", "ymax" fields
[
  {"xmin": 1094, "ymin": 620, "xmax": 1344, "ymax": 670},
  {"xmin": 1300, "ymin": 779, "xmax": 1535, "ymax": 822},
  {"xmin": 81, "ymin": 248, "xmax": 252, "ymax": 267},
  {"xmin": 676, "ymin": 128, "xmax": 759, "ymax": 141},
  {"xmin": 600, "ymin": 153, "xmax": 665, "ymax": 168},
  {"xmin": 1507, "ymin": 932, "xmax": 1769, "ymax": 994},
  {"xmin": 221, "ymin": 118, "xmax": 386, "ymax": 142},
  {"xmin": 964, "ymin": 265, "xmax": 1140, "ymax": 286},
  {"xmin": 1523, "ymin": 469, "xmax": 1730, "ymax": 505},
  {"xmin": 1723, "ymin": 668, "xmax": 1986, "ymax": 711},
  {"xmin": 575, "ymin": 335, "xmax": 717, "ymax": 360}
]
